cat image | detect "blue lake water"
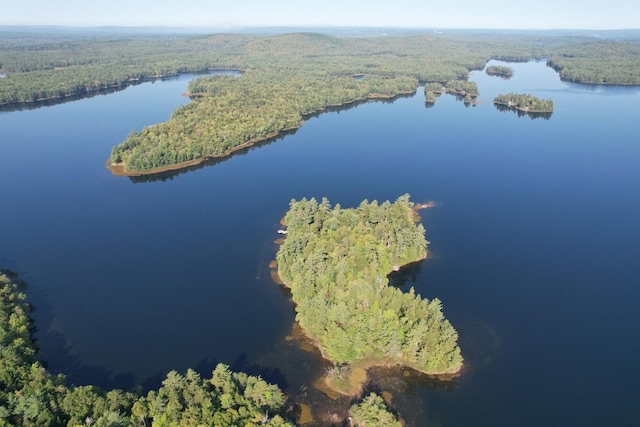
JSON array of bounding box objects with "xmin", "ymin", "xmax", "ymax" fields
[{"xmin": 1, "ymin": 62, "xmax": 639, "ymax": 425}]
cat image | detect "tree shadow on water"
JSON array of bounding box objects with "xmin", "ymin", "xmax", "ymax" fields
[
  {"xmin": 387, "ymin": 260, "xmax": 424, "ymax": 289},
  {"xmin": 231, "ymin": 353, "xmax": 290, "ymax": 393},
  {"xmin": 11, "ymin": 271, "xmax": 141, "ymax": 392}
]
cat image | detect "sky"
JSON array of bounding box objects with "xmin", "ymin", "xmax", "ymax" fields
[{"xmin": 1, "ymin": 0, "xmax": 638, "ymax": 30}]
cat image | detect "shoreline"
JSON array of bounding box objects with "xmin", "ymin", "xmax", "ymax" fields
[
  {"xmin": 272, "ymin": 238, "xmax": 462, "ymax": 396},
  {"xmin": 493, "ymin": 100, "xmax": 553, "ymax": 113},
  {"xmin": 106, "ymin": 89, "xmax": 416, "ymax": 177},
  {"xmin": 0, "ymin": 68, "xmax": 244, "ymax": 108},
  {"xmin": 106, "ymin": 125, "xmax": 300, "ymax": 177}
]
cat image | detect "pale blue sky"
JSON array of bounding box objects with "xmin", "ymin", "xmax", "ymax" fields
[{"xmin": 1, "ymin": 0, "xmax": 638, "ymax": 29}]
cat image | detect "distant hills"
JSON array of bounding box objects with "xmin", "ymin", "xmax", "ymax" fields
[{"xmin": 1, "ymin": 25, "xmax": 639, "ymax": 40}]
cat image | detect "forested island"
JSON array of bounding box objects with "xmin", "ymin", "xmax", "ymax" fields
[
  {"xmin": 494, "ymin": 93, "xmax": 554, "ymax": 113},
  {"xmin": 486, "ymin": 65, "xmax": 514, "ymax": 78},
  {"xmin": 2, "ymin": 30, "xmax": 640, "ymax": 175},
  {"xmin": 276, "ymin": 195, "xmax": 462, "ymax": 395}
]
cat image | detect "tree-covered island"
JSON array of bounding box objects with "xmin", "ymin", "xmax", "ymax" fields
[
  {"xmin": 486, "ymin": 65, "xmax": 514, "ymax": 78},
  {"xmin": 493, "ymin": 92, "xmax": 554, "ymax": 113},
  {"xmin": 276, "ymin": 195, "xmax": 462, "ymax": 395}
]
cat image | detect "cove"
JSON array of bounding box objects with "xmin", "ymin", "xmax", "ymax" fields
[{"xmin": 0, "ymin": 61, "xmax": 639, "ymax": 426}]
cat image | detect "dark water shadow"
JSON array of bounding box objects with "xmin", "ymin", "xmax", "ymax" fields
[
  {"xmin": 230, "ymin": 353, "xmax": 290, "ymax": 393},
  {"xmin": 0, "ymin": 85, "xmax": 130, "ymax": 113},
  {"xmin": 10, "ymin": 271, "xmax": 141, "ymax": 392},
  {"xmin": 494, "ymin": 103, "xmax": 553, "ymax": 120},
  {"xmin": 128, "ymin": 128, "xmax": 300, "ymax": 184},
  {"xmin": 367, "ymin": 365, "xmax": 459, "ymax": 396},
  {"xmin": 387, "ymin": 259, "xmax": 424, "ymax": 289}
]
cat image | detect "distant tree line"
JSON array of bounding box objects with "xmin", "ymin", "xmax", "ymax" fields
[
  {"xmin": 2, "ymin": 31, "xmax": 640, "ymax": 173},
  {"xmin": 547, "ymin": 40, "xmax": 640, "ymax": 84}
]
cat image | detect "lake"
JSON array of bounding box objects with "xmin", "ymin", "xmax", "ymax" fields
[{"xmin": 1, "ymin": 62, "xmax": 639, "ymax": 426}]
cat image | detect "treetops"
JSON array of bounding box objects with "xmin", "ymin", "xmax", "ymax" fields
[
  {"xmin": 494, "ymin": 92, "xmax": 554, "ymax": 112},
  {"xmin": 0, "ymin": 271, "xmax": 294, "ymax": 426},
  {"xmin": 276, "ymin": 195, "xmax": 462, "ymax": 394}
]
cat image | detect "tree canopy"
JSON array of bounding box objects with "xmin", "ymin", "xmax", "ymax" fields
[
  {"xmin": 486, "ymin": 65, "xmax": 514, "ymax": 78},
  {"xmin": 494, "ymin": 92, "xmax": 554, "ymax": 113},
  {"xmin": 0, "ymin": 271, "xmax": 294, "ymax": 427},
  {"xmin": 276, "ymin": 196, "xmax": 462, "ymax": 393}
]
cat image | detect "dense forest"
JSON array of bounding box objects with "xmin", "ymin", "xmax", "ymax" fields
[
  {"xmin": 0, "ymin": 271, "xmax": 295, "ymax": 426},
  {"xmin": 109, "ymin": 71, "xmax": 417, "ymax": 173},
  {"xmin": 486, "ymin": 65, "xmax": 514, "ymax": 78},
  {"xmin": 276, "ymin": 195, "xmax": 462, "ymax": 394},
  {"xmin": 493, "ymin": 93, "xmax": 554, "ymax": 113},
  {"xmin": 546, "ymin": 40, "xmax": 640, "ymax": 84},
  {"xmin": 2, "ymin": 31, "xmax": 640, "ymax": 174}
]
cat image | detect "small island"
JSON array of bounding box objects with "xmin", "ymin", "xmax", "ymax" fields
[
  {"xmin": 486, "ymin": 65, "xmax": 514, "ymax": 79},
  {"xmin": 424, "ymin": 80, "xmax": 479, "ymax": 105},
  {"xmin": 276, "ymin": 195, "xmax": 463, "ymax": 395},
  {"xmin": 494, "ymin": 92, "xmax": 554, "ymax": 113}
]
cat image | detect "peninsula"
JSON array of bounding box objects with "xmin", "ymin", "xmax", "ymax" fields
[
  {"xmin": 107, "ymin": 72, "xmax": 417, "ymax": 176},
  {"xmin": 424, "ymin": 80, "xmax": 479, "ymax": 105},
  {"xmin": 276, "ymin": 195, "xmax": 463, "ymax": 395}
]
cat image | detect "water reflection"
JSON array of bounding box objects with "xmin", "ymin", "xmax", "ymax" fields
[
  {"xmin": 0, "ymin": 69, "xmax": 241, "ymax": 113},
  {"xmin": 0, "ymin": 85, "xmax": 129, "ymax": 112},
  {"xmin": 493, "ymin": 103, "xmax": 553, "ymax": 120},
  {"xmin": 128, "ymin": 128, "xmax": 299, "ymax": 183}
]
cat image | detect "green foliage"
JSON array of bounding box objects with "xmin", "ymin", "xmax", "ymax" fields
[
  {"xmin": 138, "ymin": 365, "xmax": 292, "ymax": 426},
  {"xmin": 276, "ymin": 196, "xmax": 462, "ymax": 379},
  {"xmin": 0, "ymin": 273, "xmax": 68, "ymax": 426},
  {"xmin": 0, "ymin": 273, "xmax": 293, "ymax": 426},
  {"xmin": 111, "ymin": 71, "xmax": 418, "ymax": 172},
  {"xmin": 445, "ymin": 79, "xmax": 479, "ymax": 96},
  {"xmin": 349, "ymin": 393, "xmax": 401, "ymax": 427},
  {"xmin": 547, "ymin": 40, "xmax": 640, "ymax": 84},
  {"xmin": 494, "ymin": 92, "xmax": 554, "ymax": 112},
  {"xmin": 424, "ymin": 82, "xmax": 444, "ymax": 103},
  {"xmin": 3, "ymin": 32, "xmax": 639, "ymax": 174},
  {"xmin": 486, "ymin": 65, "xmax": 514, "ymax": 78}
]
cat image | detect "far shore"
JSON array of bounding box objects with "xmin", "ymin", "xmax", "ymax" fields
[
  {"xmin": 0, "ymin": 67, "xmax": 244, "ymax": 108},
  {"xmin": 107, "ymin": 89, "xmax": 416, "ymax": 177}
]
